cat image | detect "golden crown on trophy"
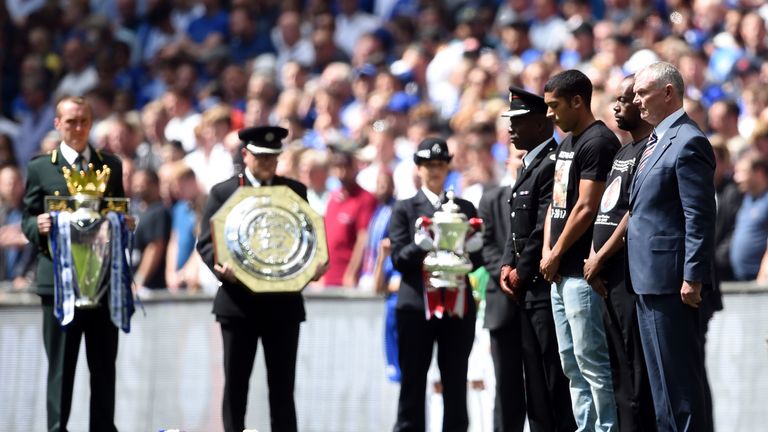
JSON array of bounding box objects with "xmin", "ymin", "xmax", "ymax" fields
[{"xmin": 62, "ymin": 163, "xmax": 111, "ymax": 197}]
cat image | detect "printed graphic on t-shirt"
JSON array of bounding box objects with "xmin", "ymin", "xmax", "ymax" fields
[
  {"xmin": 553, "ymin": 158, "xmax": 572, "ymax": 214},
  {"xmin": 600, "ymin": 176, "xmax": 621, "ymax": 214},
  {"xmin": 594, "ymin": 149, "xmax": 640, "ymax": 231}
]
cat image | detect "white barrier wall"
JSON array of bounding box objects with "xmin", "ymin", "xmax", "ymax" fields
[{"xmin": 0, "ymin": 291, "xmax": 766, "ymax": 431}]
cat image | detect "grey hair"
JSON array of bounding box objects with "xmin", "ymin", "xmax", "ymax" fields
[{"xmin": 640, "ymin": 62, "xmax": 685, "ymax": 100}]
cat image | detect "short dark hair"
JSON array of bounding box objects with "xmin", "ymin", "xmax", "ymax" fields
[
  {"xmin": 751, "ymin": 155, "xmax": 768, "ymax": 176},
  {"xmin": 544, "ymin": 69, "xmax": 593, "ymax": 107},
  {"xmin": 137, "ymin": 168, "xmax": 160, "ymax": 186},
  {"xmin": 714, "ymin": 99, "xmax": 740, "ymax": 118}
]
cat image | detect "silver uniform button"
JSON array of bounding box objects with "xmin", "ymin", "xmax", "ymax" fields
[
  {"xmin": 513, "ymin": 192, "xmax": 517, "ymax": 198},
  {"xmin": 511, "ymin": 211, "xmax": 515, "ymax": 217}
]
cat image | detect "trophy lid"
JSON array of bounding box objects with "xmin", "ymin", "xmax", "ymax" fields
[
  {"xmin": 62, "ymin": 163, "xmax": 111, "ymax": 197},
  {"xmin": 433, "ymin": 189, "xmax": 467, "ymax": 224}
]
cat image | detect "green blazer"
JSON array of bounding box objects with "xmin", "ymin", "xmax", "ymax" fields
[{"xmin": 21, "ymin": 146, "xmax": 125, "ymax": 295}]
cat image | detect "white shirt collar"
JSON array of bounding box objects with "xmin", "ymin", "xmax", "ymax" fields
[
  {"xmin": 421, "ymin": 186, "xmax": 442, "ymax": 209},
  {"xmin": 523, "ymin": 138, "xmax": 552, "ymax": 168},
  {"xmin": 243, "ymin": 168, "xmax": 272, "ymax": 187},
  {"xmin": 59, "ymin": 142, "xmax": 92, "ymax": 166},
  {"xmin": 653, "ymin": 107, "xmax": 686, "ymax": 143}
]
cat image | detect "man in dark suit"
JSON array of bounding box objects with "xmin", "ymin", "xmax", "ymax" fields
[
  {"xmin": 196, "ymin": 126, "xmax": 324, "ymax": 432},
  {"xmin": 481, "ymin": 86, "xmax": 574, "ymax": 432},
  {"xmin": 583, "ymin": 75, "xmax": 656, "ymax": 431},
  {"xmin": 21, "ymin": 96, "xmax": 125, "ymax": 432},
  {"xmin": 388, "ymin": 137, "xmax": 483, "ymax": 432},
  {"xmin": 628, "ymin": 62, "xmax": 716, "ymax": 431}
]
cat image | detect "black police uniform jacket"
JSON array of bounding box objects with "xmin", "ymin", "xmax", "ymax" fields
[
  {"xmin": 500, "ymin": 138, "xmax": 558, "ymax": 309},
  {"xmin": 388, "ymin": 189, "xmax": 483, "ymax": 314},
  {"xmin": 22, "ymin": 146, "xmax": 125, "ymax": 295},
  {"xmin": 479, "ymin": 184, "xmax": 517, "ymax": 330},
  {"xmin": 197, "ymin": 173, "xmax": 308, "ymax": 322}
]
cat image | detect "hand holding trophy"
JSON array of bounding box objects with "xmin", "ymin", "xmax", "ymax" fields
[
  {"xmin": 415, "ymin": 190, "xmax": 483, "ymax": 319},
  {"xmin": 45, "ymin": 162, "xmax": 134, "ymax": 331}
]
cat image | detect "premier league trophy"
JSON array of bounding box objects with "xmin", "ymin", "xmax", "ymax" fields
[
  {"xmin": 45, "ymin": 162, "xmax": 134, "ymax": 331},
  {"xmin": 415, "ymin": 190, "xmax": 483, "ymax": 319}
]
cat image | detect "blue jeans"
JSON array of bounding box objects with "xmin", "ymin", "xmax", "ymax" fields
[{"xmin": 551, "ymin": 277, "xmax": 617, "ymax": 432}]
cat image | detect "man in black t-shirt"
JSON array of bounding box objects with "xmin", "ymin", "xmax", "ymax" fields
[
  {"xmin": 131, "ymin": 168, "xmax": 171, "ymax": 290},
  {"xmin": 583, "ymin": 75, "xmax": 656, "ymax": 432},
  {"xmin": 540, "ymin": 70, "xmax": 620, "ymax": 431}
]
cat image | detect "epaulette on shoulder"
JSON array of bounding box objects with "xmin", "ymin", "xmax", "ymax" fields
[{"xmin": 29, "ymin": 150, "xmax": 55, "ymax": 163}]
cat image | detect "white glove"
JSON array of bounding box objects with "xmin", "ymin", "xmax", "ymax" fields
[
  {"xmin": 465, "ymin": 232, "xmax": 483, "ymax": 253},
  {"xmin": 414, "ymin": 231, "xmax": 434, "ymax": 251}
]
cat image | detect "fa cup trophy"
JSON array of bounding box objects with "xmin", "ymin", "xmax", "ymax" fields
[
  {"xmin": 415, "ymin": 190, "xmax": 483, "ymax": 319},
  {"xmin": 45, "ymin": 161, "xmax": 134, "ymax": 331}
]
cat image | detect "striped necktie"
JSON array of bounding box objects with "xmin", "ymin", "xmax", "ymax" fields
[{"xmin": 636, "ymin": 132, "xmax": 658, "ymax": 175}]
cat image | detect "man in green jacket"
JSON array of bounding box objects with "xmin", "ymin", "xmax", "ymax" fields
[{"xmin": 22, "ymin": 96, "xmax": 126, "ymax": 432}]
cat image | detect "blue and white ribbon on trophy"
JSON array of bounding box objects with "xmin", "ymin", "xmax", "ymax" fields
[
  {"xmin": 50, "ymin": 211, "xmax": 77, "ymax": 326},
  {"xmin": 108, "ymin": 212, "xmax": 135, "ymax": 333},
  {"xmin": 50, "ymin": 211, "xmax": 135, "ymax": 332}
]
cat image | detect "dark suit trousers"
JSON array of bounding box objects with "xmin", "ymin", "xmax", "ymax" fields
[
  {"xmin": 520, "ymin": 306, "xmax": 575, "ymax": 432},
  {"xmin": 41, "ymin": 297, "xmax": 118, "ymax": 432},
  {"xmin": 603, "ymin": 283, "xmax": 656, "ymax": 432},
  {"xmin": 219, "ymin": 317, "xmax": 300, "ymax": 432},
  {"xmin": 636, "ymin": 295, "xmax": 708, "ymax": 432},
  {"xmin": 394, "ymin": 309, "xmax": 475, "ymax": 432},
  {"xmin": 489, "ymin": 319, "xmax": 525, "ymax": 432}
]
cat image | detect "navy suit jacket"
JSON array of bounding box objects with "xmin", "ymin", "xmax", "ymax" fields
[{"xmin": 627, "ymin": 114, "xmax": 716, "ymax": 295}]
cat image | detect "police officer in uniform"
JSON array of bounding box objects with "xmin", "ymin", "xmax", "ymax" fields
[
  {"xmin": 388, "ymin": 137, "xmax": 483, "ymax": 432},
  {"xmin": 197, "ymin": 126, "xmax": 324, "ymax": 432},
  {"xmin": 490, "ymin": 87, "xmax": 575, "ymax": 431}
]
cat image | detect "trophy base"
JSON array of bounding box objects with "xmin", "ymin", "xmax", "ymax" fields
[{"xmin": 75, "ymin": 298, "xmax": 100, "ymax": 308}]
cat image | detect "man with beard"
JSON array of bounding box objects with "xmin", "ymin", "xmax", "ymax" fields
[{"xmin": 583, "ymin": 75, "xmax": 656, "ymax": 431}]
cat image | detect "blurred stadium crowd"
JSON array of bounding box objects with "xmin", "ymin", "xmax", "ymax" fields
[{"xmin": 2, "ymin": 0, "xmax": 768, "ymax": 292}]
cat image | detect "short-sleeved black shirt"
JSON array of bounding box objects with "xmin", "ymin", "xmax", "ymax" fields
[
  {"xmin": 549, "ymin": 121, "xmax": 620, "ymax": 277},
  {"xmin": 132, "ymin": 201, "xmax": 171, "ymax": 289},
  {"xmin": 591, "ymin": 137, "xmax": 648, "ymax": 279},
  {"xmin": 593, "ymin": 137, "xmax": 648, "ymax": 250}
]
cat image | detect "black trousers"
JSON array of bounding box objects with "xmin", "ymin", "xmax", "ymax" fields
[
  {"xmin": 393, "ymin": 309, "xmax": 475, "ymax": 432},
  {"xmin": 521, "ymin": 306, "xmax": 575, "ymax": 432},
  {"xmin": 603, "ymin": 282, "xmax": 657, "ymax": 432},
  {"xmin": 41, "ymin": 296, "xmax": 119, "ymax": 432},
  {"xmin": 489, "ymin": 319, "xmax": 525, "ymax": 432},
  {"xmin": 490, "ymin": 305, "xmax": 575, "ymax": 432},
  {"xmin": 219, "ymin": 317, "xmax": 301, "ymax": 432}
]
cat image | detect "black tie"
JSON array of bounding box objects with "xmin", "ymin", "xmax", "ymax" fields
[{"xmin": 74, "ymin": 154, "xmax": 87, "ymax": 172}]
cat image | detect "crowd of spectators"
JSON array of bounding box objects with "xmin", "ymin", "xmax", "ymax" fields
[{"xmin": 2, "ymin": 0, "xmax": 768, "ymax": 292}]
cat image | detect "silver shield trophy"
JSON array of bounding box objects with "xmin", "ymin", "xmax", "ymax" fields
[{"xmin": 210, "ymin": 185, "xmax": 328, "ymax": 292}]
